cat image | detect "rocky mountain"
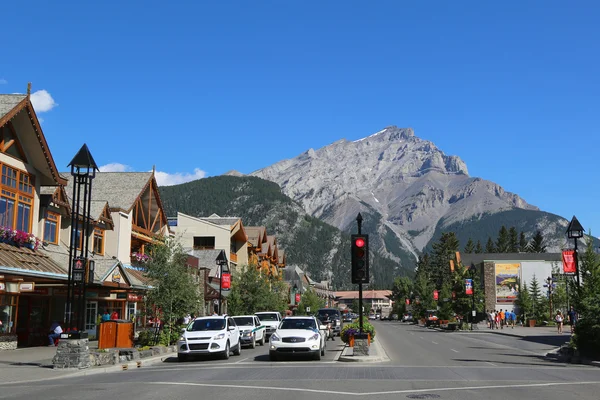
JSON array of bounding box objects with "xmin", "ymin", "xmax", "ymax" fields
[
  {"xmin": 251, "ymin": 126, "xmax": 572, "ymax": 266},
  {"xmin": 159, "ymin": 176, "xmax": 411, "ymax": 290}
]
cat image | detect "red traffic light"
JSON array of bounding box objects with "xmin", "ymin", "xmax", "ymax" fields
[{"xmin": 355, "ymin": 238, "xmax": 365, "ymax": 248}]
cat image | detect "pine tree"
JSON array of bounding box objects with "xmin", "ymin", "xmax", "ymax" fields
[
  {"xmin": 464, "ymin": 238, "xmax": 475, "ymax": 254},
  {"xmin": 519, "ymin": 231, "xmax": 528, "ymax": 252},
  {"xmin": 515, "ymin": 282, "xmax": 532, "ymax": 323},
  {"xmin": 485, "ymin": 237, "xmax": 496, "ymax": 253},
  {"xmin": 508, "ymin": 227, "xmax": 519, "ymax": 253},
  {"xmin": 496, "ymin": 226, "xmax": 510, "ymax": 253},
  {"xmin": 529, "ymin": 275, "xmax": 543, "ymax": 320},
  {"xmin": 528, "ymin": 231, "xmax": 547, "ymax": 253},
  {"xmin": 475, "ymin": 240, "xmax": 483, "ymax": 254},
  {"xmin": 431, "ymin": 232, "xmax": 460, "ymax": 286}
]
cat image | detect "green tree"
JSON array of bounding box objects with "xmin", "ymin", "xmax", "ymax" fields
[
  {"xmin": 485, "ymin": 237, "xmax": 496, "ymax": 253},
  {"xmin": 297, "ymin": 288, "xmax": 325, "ymax": 315},
  {"xmin": 350, "ymin": 299, "xmax": 360, "ymax": 314},
  {"xmin": 391, "ymin": 276, "xmax": 414, "ymax": 316},
  {"xmin": 227, "ymin": 265, "xmax": 288, "ymax": 316},
  {"xmin": 475, "ymin": 240, "xmax": 483, "ymax": 254},
  {"xmin": 464, "ymin": 238, "xmax": 475, "ymax": 254},
  {"xmin": 508, "ymin": 227, "xmax": 519, "ymax": 253},
  {"xmin": 437, "ymin": 281, "xmax": 453, "ymax": 320},
  {"xmin": 496, "ymin": 226, "xmax": 509, "ymax": 253},
  {"xmin": 529, "ymin": 275, "xmax": 544, "ymax": 321},
  {"xmin": 144, "ymin": 238, "xmax": 203, "ymax": 342},
  {"xmin": 431, "ymin": 232, "xmax": 460, "ymax": 287},
  {"xmin": 527, "ymin": 231, "xmax": 547, "ymax": 253},
  {"xmin": 515, "ymin": 282, "xmax": 532, "ymax": 324},
  {"xmin": 519, "ymin": 231, "xmax": 528, "ymax": 252}
]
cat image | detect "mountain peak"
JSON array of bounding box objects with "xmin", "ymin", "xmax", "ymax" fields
[
  {"xmin": 354, "ymin": 126, "xmax": 414, "ymax": 143},
  {"xmin": 223, "ymin": 170, "xmax": 245, "ymax": 177}
]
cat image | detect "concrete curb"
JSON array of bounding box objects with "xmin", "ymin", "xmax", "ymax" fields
[
  {"xmin": 0, "ymin": 347, "xmax": 176, "ymax": 385},
  {"xmin": 337, "ymin": 338, "xmax": 389, "ymax": 363}
]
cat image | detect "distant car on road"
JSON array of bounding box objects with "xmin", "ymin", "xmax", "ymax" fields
[
  {"xmin": 233, "ymin": 315, "xmax": 266, "ymax": 348},
  {"xmin": 177, "ymin": 315, "xmax": 241, "ymax": 361},
  {"xmin": 390, "ymin": 314, "xmax": 399, "ymax": 321},
  {"xmin": 256, "ymin": 311, "xmax": 282, "ymax": 338},
  {"xmin": 402, "ymin": 313, "xmax": 413, "ymax": 322},
  {"xmin": 316, "ymin": 308, "xmax": 343, "ymax": 337},
  {"xmin": 269, "ymin": 316, "xmax": 326, "ymax": 361}
]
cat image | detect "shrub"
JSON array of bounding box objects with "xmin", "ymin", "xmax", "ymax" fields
[
  {"xmin": 573, "ymin": 319, "xmax": 600, "ymax": 360},
  {"xmin": 340, "ymin": 322, "xmax": 376, "ymax": 344}
]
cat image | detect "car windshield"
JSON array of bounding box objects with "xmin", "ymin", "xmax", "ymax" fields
[
  {"xmin": 279, "ymin": 319, "xmax": 316, "ymax": 330},
  {"xmin": 187, "ymin": 318, "xmax": 225, "ymax": 332},
  {"xmin": 257, "ymin": 313, "xmax": 278, "ymax": 321},
  {"xmin": 317, "ymin": 310, "xmax": 338, "ymax": 318},
  {"xmin": 233, "ymin": 317, "xmax": 254, "ymax": 326}
]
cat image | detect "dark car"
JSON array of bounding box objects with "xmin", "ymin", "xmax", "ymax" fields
[{"xmin": 316, "ymin": 308, "xmax": 343, "ymax": 337}]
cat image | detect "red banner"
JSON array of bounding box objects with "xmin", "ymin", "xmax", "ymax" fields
[
  {"xmin": 295, "ymin": 293, "xmax": 301, "ymax": 303},
  {"xmin": 221, "ymin": 273, "xmax": 231, "ymax": 289},
  {"xmin": 562, "ymin": 250, "xmax": 576, "ymax": 274},
  {"xmin": 465, "ymin": 279, "xmax": 473, "ymax": 295},
  {"xmin": 405, "ymin": 298, "xmax": 410, "ymax": 305},
  {"xmin": 433, "ymin": 290, "xmax": 439, "ymax": 301}
]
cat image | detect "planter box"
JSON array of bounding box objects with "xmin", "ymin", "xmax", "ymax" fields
[{"xmin": 528, "ymin": 319, "xmax": 536, "ymax": 327}]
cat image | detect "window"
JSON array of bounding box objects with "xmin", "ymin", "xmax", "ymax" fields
[
  {"xmin": 0, "ymin": 164, "xmax": 34, "ymax": 232},
  {"xmin": 44, "ymin": 211, "xmax": 60, "ymax": 244},
  {"xmin": 193, "ymin": 236, "xmax": 215, "ymax": 249},
  {"xmin": 85, "ymin": 301, "xmax": 98, "ymax": 331},
  {"xmin": 93, "ymin": 228, "xmax": 104, "ymax": 255}
]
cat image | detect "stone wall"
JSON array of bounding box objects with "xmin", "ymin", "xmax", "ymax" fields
[
  {"xmin": 483, "ymin": 261, "xmax": 496, "ymax": 312},
  {"xmin": 0, "ymin": 334, "xmax": 18, "ymax": 351},
  {"xmin": 52, "ymin": 339, "xmax": 91, "ymax": 369}
]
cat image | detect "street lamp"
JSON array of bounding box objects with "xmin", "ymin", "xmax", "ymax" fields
[
  {"xmin": 545, "ymin": 276, "xmax": 554, "ymax": 318},
  {"xmin": 66, "ymin": 144, "xmax": 98, "ymax": 336},
  {"xmin": 566, "ymin": 216, "xmax": 584, "ymax": 287},
  {"xmin": 215, "ymin": 250, "xmax": 228, "ymax": 315}
]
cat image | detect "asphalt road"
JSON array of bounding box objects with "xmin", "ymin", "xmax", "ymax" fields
[{"xmin": 2, "ymin": 322, "xmax": 599, "ymax": 400}]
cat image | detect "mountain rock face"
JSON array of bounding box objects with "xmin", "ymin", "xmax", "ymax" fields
[{"xmin": 251, "ymin": 126, "xmax": 568, "ymax": 265}]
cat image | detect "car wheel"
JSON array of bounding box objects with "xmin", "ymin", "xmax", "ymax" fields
[
  {"xmin": 233, "ymin": 342, "xmax": 242, "ymax": 356},
  {"xmin": 314, "ymin": 350, "xmax": 321, "ymax": 361},
  {"xmin": 222, "ymin": 342, "xmax": 230, "ymax": 360},
  {"xmin": 269, "ymin": 352, "xmax": 278, "ymax": 361},
  {"xmin": 259, "ymin": 334, "xmax": 265, "ymax": 346},
  {"xmin": 250, "ymin": 336, "xmax": 256, "ymax": 349},
  {"xmin": 321, "ymin": 346, "xmax": 325, "ymax": 356},
  {"xmin": 177, "ymin": 353, "xmax": 187, "ymax": 362}
]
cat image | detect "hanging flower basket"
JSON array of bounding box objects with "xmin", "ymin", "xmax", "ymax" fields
[{"xmin": 0, "ymin": 227, "xmax": 41, "ymax": 250}]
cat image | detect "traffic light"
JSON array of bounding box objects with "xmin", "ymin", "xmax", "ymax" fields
[{"xmin": 351, "ymin": 234, "xmax": 369, "ymax": 284}]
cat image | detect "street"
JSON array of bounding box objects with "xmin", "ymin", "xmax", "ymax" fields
[{"xmin": 2, "ymin": 322, "xmax": 600, "ymax": 400}]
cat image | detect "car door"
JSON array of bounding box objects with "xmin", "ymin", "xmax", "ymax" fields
[
  {"xmin": 228, "ymin": 318, "xmax": 239, "ymax": 347},
  {"xmin": 254, "ymin": 317, "xmax": 264, "ymax": 341}
]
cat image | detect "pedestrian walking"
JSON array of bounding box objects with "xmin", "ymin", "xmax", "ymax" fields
[
  {"xmin": 499, "ymin": 309, "xmax": 505, "ymax": 329},
  {"xmin": 555, "ymin": 311, "xmax": 564, "ymax": 334},
  {"xmin": 568, "ymin": 306, "xmax": 577, "ymax": 334}
]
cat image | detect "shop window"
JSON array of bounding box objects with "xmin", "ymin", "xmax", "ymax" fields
[
  {"xmin": 85, "ymin": 301, "xmax": 98, "ymax": 331},
  {"xmin": 93, "ymin": 228, "xmax": 104, "ymax": 255},
  {"xmin": 44, "ymin": 211, "xmax": 60, "ymax": 244},
  {"xmin": 0, "ymin": 164, "xmax": 34, "ymax": 232},
  {"xmin": 0, "ymin": 295, "xmax": 17, "ymax": 334}
]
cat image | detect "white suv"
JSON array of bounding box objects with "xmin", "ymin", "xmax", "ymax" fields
[
  {"xmin": 269, "ymin": 316, "xmax": 326, "ymax": 361},
  {"xmin": 256, "ymin": 311, "xmax": 282, "ymax": 338},
  {"xmin": 178, "ymin": 315, "xmax": 241, "ymax": 361}
]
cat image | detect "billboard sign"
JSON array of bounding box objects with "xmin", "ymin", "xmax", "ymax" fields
[{"xmin": 495, "ymin": 263, "xmax": 520, "ymax": 303}]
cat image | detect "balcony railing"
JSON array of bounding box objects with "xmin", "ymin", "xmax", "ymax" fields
[{"xmin": 230, "ymin": 252, "xmax": 238, "ymax": 263}]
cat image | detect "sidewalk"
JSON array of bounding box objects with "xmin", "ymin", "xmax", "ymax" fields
[{"xmin": 0, "ymin": 342, "xmax": 175, "ymax": 385}]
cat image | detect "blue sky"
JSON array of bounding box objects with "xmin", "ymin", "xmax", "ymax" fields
[{"xmin": 1, "ymin": 1, "xmax": 598, "ymax": 235}]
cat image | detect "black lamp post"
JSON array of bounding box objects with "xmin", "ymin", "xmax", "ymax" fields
[
  {"xmin": 566, "ymin": 216, "xmax": 584, "ymax": 288},
  {"xmin": 66, "ymin": 144, "xmax": 98, "ymax": 336},
  {"xmin": 215, "ymin": 250, "xmax": 228, "ymax": 315},
  {"xmin": 469, "ymin": 266, "xmax": 476, "ymax": 330},
  {"xmin": 545, "ymin": 276, "xmax": 554, "ymax": 318}
]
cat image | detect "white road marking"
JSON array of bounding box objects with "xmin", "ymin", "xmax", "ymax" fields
[
  {"xmin": 234, "ymin": 358, "xmax": 249, "ymax": 364},
  {"xmin": 419, "ymin": 336, "xmax": 424, "ymax": 339},
  {"xmin": 144, "ymin": 380, "xmax": 600, "ymax": 396},
  {"xmin": 486, "ymin": 362, "xmax": 497, "ymax": 367},
  {"xmin": 450, "ymin": 349, "xmax": 459, "ymax": 353},
  {"xmin": 431, "ymin": 341, "xmax": 439, "ymax": 345}
]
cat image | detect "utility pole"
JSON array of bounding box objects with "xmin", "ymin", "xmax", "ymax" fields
[{"xmin": 357, "ymin": 213, "xmax": 363, "ymax": 334}]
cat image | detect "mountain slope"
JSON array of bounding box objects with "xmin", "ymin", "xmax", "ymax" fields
[
  {"xmin": 251, "ymin": 126, "xmax": 571, "ymax": 267},
  {"xmin": 159, "ymin": 176, "xmax": 412, "ymax": 289}
]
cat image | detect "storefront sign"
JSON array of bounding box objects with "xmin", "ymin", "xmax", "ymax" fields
[
  {"xmin": 221, "ymin": 273, "xmax": 231, "ymax": 290},
  {"xmin": 127, "ymin": 293, "xmax": 143, "ymax": 302},
  {"xmin": 465, "ymin": 279, "xmax": 473, "ymax": 296},
  {"xmin": 19, "ymin": 282, "xmax": 35, "ymax": 292},
  {"xmin": 0, "ymin": 282, "xmax": 4, "ymax": 293},
  {"xmin": 112, "ymin": 271, "xmax": 122, "ymax": 283},
  {"xmin": 562, "ymin": 250, "xmax": 576, "ymax": 274},
  {"xmin": 495, "ymin": 263, "xmax": 520, "ymax": 304}
]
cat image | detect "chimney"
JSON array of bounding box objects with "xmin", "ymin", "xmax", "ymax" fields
[{"xmin": 27, "ymin": 82, "xmax": 32, "ymax": 95}]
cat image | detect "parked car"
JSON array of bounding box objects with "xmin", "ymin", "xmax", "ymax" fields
[
  {"xmin": 390, "ymin": 314, "xmax": 399, "ymax": 321},
  {"xmin": 316, "ymin": 308, "xmax": 343, "ymax": 337},
  {"xmin": 233, "ymin": 315, "xmax": 266, "ymax": 348},
  {"xmin": 177, "ymin": 315, "xmax": 241, "ymax": 361},
  {"xmin": 269, "ymin": 316, "xmax": 326, "ymax": 361},
  {"xmin": 402, "ymin": 313, "xmax": 413, "ymax": 322},
  {"xmin": 342, "ymin": 314, "xmax": 353, "ymax": 323},
  {"xmin": 255, "ymin": 311, "xmax": 283, "ymax": 338}
]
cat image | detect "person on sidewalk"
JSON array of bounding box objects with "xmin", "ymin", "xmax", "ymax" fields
[
  {"xmin": 101, "ymin": 311, "xmax": 110, "ymax": 322},
  {"xmin": 568, "ymin": 306, "xmax": 577, "ymax": 334},
  {"xmin": 555, "ymin": 311, "xmax": 564, "ymax": 334},
  {"xmin": 499, "ymin": 309, "xmax": 505, "ymax": 329},
  {"xmin": 110, "ymin": 310, "xmax": 119, "ymax": 320},
  {"xmin": 48, "ymin": 321, "xmax": 63, "ymax": 346}
]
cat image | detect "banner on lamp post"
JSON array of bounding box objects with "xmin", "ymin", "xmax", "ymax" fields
[
  {"xmin": 405, "ymin": 298, "xmax": 410, "ymax": 305},
  {"xmin": 562, "ymin": 250, "xmax": 576, "ymax": 274},
  {"xmin": 295, "ymin": 293, "xmax": 301, "ymax": 303},
  {"xmin": 221, "ymin": 273, "xmax": 231, "ymax": 289},
  {"xmin": 465, "ymin": 279, "xmax": 473, "ymax": 295},
  {"xmin": 433, "ymin": 290, "xmax": 439, "ymax": 301}
]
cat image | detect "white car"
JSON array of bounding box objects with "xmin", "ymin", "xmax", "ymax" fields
[
  {"xmin": 255, "ymin": 311, "xmax": 282, "ymax": 338},
  {"xmin": 233, "ymin": 315, "xmax": 266, "ymax": 348},
  {"xmin": 178, "ymin": 315, "xmax": 241, "ymax": 361},
  {"xmin": 269, "ymin": 316, "xmax": 326, "ymax": 361}
]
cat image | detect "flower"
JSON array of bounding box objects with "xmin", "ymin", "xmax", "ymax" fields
[{"xmin": 131, "ymin": 252, "xmax": 151, "ymax": 263}]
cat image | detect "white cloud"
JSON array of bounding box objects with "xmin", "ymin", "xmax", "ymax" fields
[
  {"xmin": 0, "ymin": 79, "xmax": 7, "ymax": 85},
  {"xmin": 30, "ymin": 89, "xmax": 58, "ymax": 112},
  {"xmin": 154, "ymin": 168, "xmax": 206, "ymax": 186},
  {"xmin": 99, "ymin": 163, "xmax": 133, "ymax": 172}
]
